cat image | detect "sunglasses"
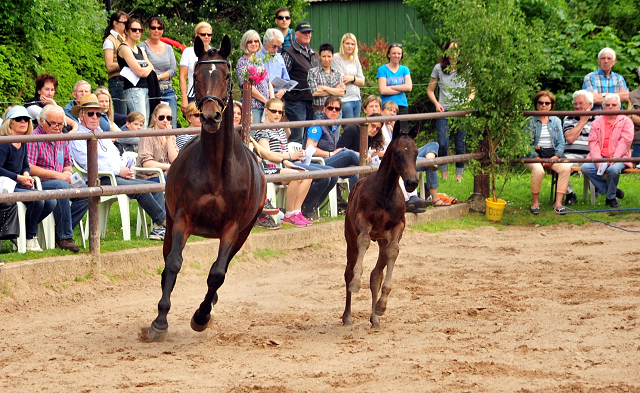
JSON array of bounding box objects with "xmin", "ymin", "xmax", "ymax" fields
[
  {"xmin": 537, "ymin": 101, "xmax": 552, "ymax": 106},
  {"xmin": 130, "ymin": 28, "xmax": 143, "ymax": 33},
  {"xmin": 276, "ymin": 16, "xmax": 291, "ymax": 20},
  {"xmin": 85, "ymin": 111, "xmax": 100, "ymax": 118},
  {"xmin": 157, "ymin": 115, "xmax": 173, "ymax": 121},
  {"xmin": 116, "ymin": 20, "xmax": 128, "ymax": 24},
  {"xmin": 190, "ymin": 113, "xmax": 201, "ymax": 117},
  {"xmin": 149, "ymin": 26, "xmax": 164, "ymax": 31},
  {"xmin": 390, "ymin": 43, "xmax": 403, "ymax": 48},
  {"xmin": 325, "ymin": 106, "xmax": 341, "ymax": 112},
  {"xmin": 248, "ymin": 39, "xmax": 260, "ymax": 45},
  {"xmin": 198, "ymin": 33, "xmax": 212, "ymax": 37},
  {"xmin": 13, "ymin": 116, "xmax": 31, "ymax": 123},
  {"xmin": 266, "ymin": 108, "xmax": 284, "ymax": 115},
  {"xmin": 45, "ymin": 119, "xmax": 64, "ymax": 128}
]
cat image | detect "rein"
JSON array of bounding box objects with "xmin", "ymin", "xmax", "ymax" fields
[{"xmin": 191, "ymin": 52, "xmax": 232, "ymax": 113}]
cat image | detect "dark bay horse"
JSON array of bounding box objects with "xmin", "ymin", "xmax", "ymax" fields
[
  {"xmin": 148, "ymin": 36, "xmax": 266, "ymax": 341},
  {"xmin": 342, "ymin": 120, "xmax": 420, "ymax": 328}
]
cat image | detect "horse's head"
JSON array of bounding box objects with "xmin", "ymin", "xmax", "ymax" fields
[
  {"xmin": 389, "ymin": 120, "xmax": 420, "ymax": 193},
  {"xmin": 193, "ymin": 35, "xmax": 232, "ymax": 133}
]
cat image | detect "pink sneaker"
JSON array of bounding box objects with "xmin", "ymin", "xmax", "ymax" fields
[
  {"xmin": 283, "ymin": 214, "xmax": 307, "ymax": 227},
  {"xmin": 296, "ymin": 212, "xmax": 313, "ymax": 226}
]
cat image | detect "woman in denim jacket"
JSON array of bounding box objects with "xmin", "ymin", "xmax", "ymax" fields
[{"xmin": 524, "ymin": 91, "xmax": 571, "ymax": 215}]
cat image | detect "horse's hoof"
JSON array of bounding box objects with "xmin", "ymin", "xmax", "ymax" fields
[
  {"xmin": 348, "ymin": 284, "xmax": 360, "ymax": 293},
  {"xmin": 370, "ymin": 316, "xmax": 381, "ymax": 329},
  {"xmin": 190, "ymin": 313, "xmax": 212, "ymax": 332},
  {"xmin": 148, "ymin": 324, "xmax": 168, "ymax": 342},
  {"xmin": 342, "ymin": 314, "xmax": 353, "ymax": 326}
]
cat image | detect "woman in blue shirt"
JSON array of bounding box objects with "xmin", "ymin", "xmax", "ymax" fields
[{"xmin": 377, "ymin": 43, "xmax": 412, "ymax": 127}]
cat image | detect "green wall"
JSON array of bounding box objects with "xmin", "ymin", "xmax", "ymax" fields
[{"xmin": 307, "ymin": 0, "xmax": 429, "ymax": 49}]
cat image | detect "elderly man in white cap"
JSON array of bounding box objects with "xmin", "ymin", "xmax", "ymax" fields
[{"xmin": 68, "ymin": 94, "xmax": 167, "ymax": 240}]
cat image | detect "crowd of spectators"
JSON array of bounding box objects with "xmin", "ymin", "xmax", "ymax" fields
[{"xmin": 2, "ymin": 10, "xmax": 639, "ymax": 253}]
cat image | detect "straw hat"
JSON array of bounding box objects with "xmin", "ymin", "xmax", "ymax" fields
[{"xmin": 71, "ymin": 94, "xmax": 102, "ymax": 118}]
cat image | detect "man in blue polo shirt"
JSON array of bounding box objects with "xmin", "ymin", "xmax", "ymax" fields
[{"xmin": 583, "ymin": 47, "xmax": 629, "ymax": 111}]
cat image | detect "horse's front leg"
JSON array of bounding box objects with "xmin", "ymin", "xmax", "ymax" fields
[
  {"xmin": 372, "ymin": 225, "xmax": 403, "ymax": 327},
  {"xmin": 342, "ymin": 238, "xmax": 359, "ymax": 325},
  {"xmin": 149, "ymin": 213, "xmax": 191, "ymax": 341},
  {"xmin": 348, "ymin": 221, "xmax": 372, "ymax": 293},
  {"xmin": 191, "ymin": 223, "xmax": 249, "ymax": 331}
]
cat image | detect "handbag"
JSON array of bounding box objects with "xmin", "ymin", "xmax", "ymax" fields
[
  {"xmin": 536, "ymin": 147, "xmax": 555, "ymax": 159},
  {"xmin": 0, "ymin": 202, "xmax": 20, "ymax": 240}
]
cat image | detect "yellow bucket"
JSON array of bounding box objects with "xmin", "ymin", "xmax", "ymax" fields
[{"xmin": 485, "ymin": 198, "xmax": 507, "ymax": 221}]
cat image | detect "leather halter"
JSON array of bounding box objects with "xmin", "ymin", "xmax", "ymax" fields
[{"xmin": 192, "ymin": 51, "xmax": 232, "ymax": 113}]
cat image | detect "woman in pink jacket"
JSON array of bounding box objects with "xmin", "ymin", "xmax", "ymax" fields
[{"xmin": 580, "ymin": 93, "xmax": 633, "ymax": 208}]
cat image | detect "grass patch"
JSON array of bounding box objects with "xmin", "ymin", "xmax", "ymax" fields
[
  {"xmin": 1, "ymin": 280, "xmax": 8, "ymax": 296},
  {"xmin": 102, "ymin": 273, "xmax": 119, "ymax": 283},
  {"xmin": 189, "ymin": 262, "xmax": 201, "ymax": 270},
  {"xmin": 74, "ymin": 273, "xmax": 93, "ymax": 282},
  {"xmin": 253, "ymin": 248, "xmax": 287, "ymax": 261}
]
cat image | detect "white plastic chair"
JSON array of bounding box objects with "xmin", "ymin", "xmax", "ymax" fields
[
  {"xmin": 290, "ymin": 142, "xmax": 346, "ymax": 218},
  {"xmin": 123, "ymin": 152, "xmax": 165, "ymax": 238},
  {"xmin": 73, "ymin": 158, "xmax": 145, "ymax": 241}
]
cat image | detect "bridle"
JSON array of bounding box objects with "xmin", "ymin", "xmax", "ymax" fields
[{"xmin": 191, "ymin": 50, "xmax": 232, "ymax": 113}]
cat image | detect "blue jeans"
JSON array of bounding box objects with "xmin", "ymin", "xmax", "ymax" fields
[
  {"xmin": 436, "ymin": 112, "xmax": 466, "ymax": 175},
  {"xmin": 297, "ymin": 163, "xmax": 338, "ymax": 215},
  {"xmin": 40, "ymin": 180, "xmax": 89, "ymax": 240},
  {"xmin": 161, "ymin": 86, "xmax": 178, "ymax": 129},
  {"xmin": 580, "ymin": 162, "xmax": 626, "ymax": 200},
  {"xmin": 416, "ymin": 142, "xmax": 439, "ymax": 190},
  {"xmin": 324, "ymin": 149, "xmax": 360, "ymax": 189},
  {"xmin": 14, "ymin": 187, "xmax": 56, "ymax": 239},
  {"xmin": 109, "ymin": 77, "xmax": 127, "ymax": 116},
  {"xmin": 100, "ymin": 176, "xmax": 166, "ymax": 225},
  {"xmin": 147, "ymin": 175, "xmax": 167, "ymax": 183},
  {"xmin": 632, "ymin": 144, "xmax": 640, "ymax": 158},
  {"xmin": 124, "ymin": 87, "xmax": 150, "ymax": 129},
  {"xmin": 285, "ymin": 100, "xmax": 313, "ymax": 144},
  {"xmin": 341, "ymin": 100, "xmax": 361, "ymax": 119},
  {"xmin": 251, "ymin": 108, "xmax": 264, "ymax": 124}
]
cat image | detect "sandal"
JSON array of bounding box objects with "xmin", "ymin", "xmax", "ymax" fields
[
  {"xmin": 530, "ymin": 206, "xmax": 540, "ymax": 214},
  {"xmin": 554, "ymin": 205, "xmax": 567, "ymax": 215},
  {"xmin": 433, "ymin": 198, "xmax": 451, "ymax": 207}
]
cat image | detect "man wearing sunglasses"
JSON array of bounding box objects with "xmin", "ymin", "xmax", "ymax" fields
[
  {"xmin": 69, "ymin": 94, "xmax": 167, "ymax": 240},
  {"xmin": 27, "ymin": 105, "xmax": 88, "ymax": 252},
  {"xmin": 259, "ymin": 28, "xmax": 290, "ymax": 101},
  {"xmin": 274, "ymin": 8, "xmax": 293, "ymax": 54},
  {"xmin": 282, "ymin": 21, "xmax": 320, "ymax": 144}
]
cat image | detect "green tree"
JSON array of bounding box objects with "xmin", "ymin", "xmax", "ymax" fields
[{"xmin": 407, "ymin": 0, "xmax": 547, "ymax": 202}]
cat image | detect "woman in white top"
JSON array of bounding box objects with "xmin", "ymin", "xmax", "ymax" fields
[
  {"xmin": 179, "ymin": 22, "xmax": 212, "ymax": 114},
  {"xmin": 331, "ymin": 33, "xmax": 365, "ymax": 118},
  {"xmin": 102, "ymin": 11, "xmax": 129, "ymax": 115}
]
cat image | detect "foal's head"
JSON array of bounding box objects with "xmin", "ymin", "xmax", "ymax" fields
[
  {"xmin": 193, "ymin": 35, "xmax": 232, "ymax": 133},
  {"xmin": 388, "ymin": 121, "xmax": 420, "ymax": 193}
]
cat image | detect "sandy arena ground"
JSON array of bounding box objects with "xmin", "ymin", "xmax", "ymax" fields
[{"xmin": 0, "ymin": 222, "xmax": 639, "ymax": 392}]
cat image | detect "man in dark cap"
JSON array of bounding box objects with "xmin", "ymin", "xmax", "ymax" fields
[{"xmin": 281, "ymin": 21, "xmax": 320, "ymax": 144}]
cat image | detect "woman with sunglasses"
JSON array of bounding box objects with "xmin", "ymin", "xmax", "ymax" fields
[
  {"xmin": 256, "ymin": 98, "xmax": 338, "ymax": 222},
  {"xmin": 179, "ymin": 22, "xmax": 212, "ymax": 114},
  {"xmin": 0, "ymin": 106, "xmax": 55, "ymax": 252},
  {"xmin": 117, "ymin": 19, "xmax": 154, "ymax": 128},
  {"xmin": 332, "ymin": 33, "xmax": 365, "ymax": 118},
  {"xmin": 102, "ymin": 11, "xmax": 130, "ymax": 115},
  {"xmin": 237, "ymin": 30, "xmax": 274, "ymax": 124},
  {"xmin": 136, "ymin": 104, "xmax": 178, "ymax": 183},
  {"xmin": 176, "ymin": 102, "xmax": 201, "ymax": 151},
  {"xmin": 94, "ymin": 86, "xmax": 127, "ymax": 133},
  {"xmin": 139, "ymin": 17, "xmax": 178, "ymax": 129},
  {"xmin": 524, "ymin": 90, "xmax": 571, "ymax": 215},
  {"xmin": 377, "ymin": 43, "xmax": 412, "ymax": 128}
]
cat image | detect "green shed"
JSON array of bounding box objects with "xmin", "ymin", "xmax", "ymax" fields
[{"xmin": 306, "ymin": 0, "xmax": 429, "ymax": 49}]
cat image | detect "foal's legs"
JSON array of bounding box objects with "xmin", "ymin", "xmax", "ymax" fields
[
  {"xmin": 149, "ymin": 213, "xmax": 192, "ymax": 341},
  {"xmin": 348, "ymin": 224, "xmax": 372, "ymax": 293},
  {"xmin": 370, "ymin": 227, "xmax": 402, "ymax": 328},
  {"xmin": 369, "ymin": 239, "xmax": 389, "ymax": 329},
  {"xmin": 191, "ymin": 223, "xmax": 249, "ymax": 331},
  {"xmin": 342, "ymin": 240, "xmax": 359, "ymax": 325}
]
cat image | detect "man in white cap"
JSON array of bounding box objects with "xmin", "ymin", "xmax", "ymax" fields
[{"xmin": 68, "ymin": 94, "xmax": 167, "ymax": 240}]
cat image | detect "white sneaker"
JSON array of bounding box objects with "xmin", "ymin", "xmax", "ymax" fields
[{"xmin": 26, "ymin": 238, "xmax": 43, "ymax": 252}]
